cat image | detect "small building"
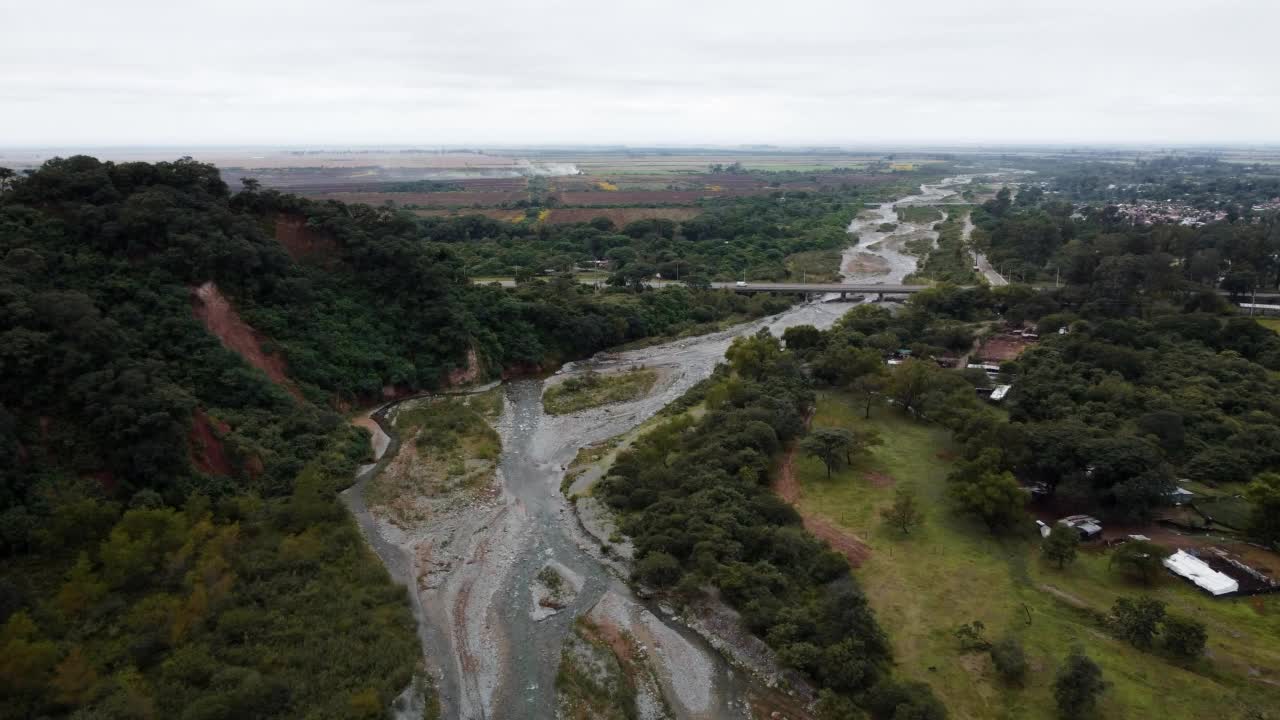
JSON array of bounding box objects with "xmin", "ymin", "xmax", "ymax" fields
[
  {"xmin": 1163, "ymin": 550, "xmax": 1239, "ymax": 596},
  {"xmin": 1057, "ymin": 514, "xmax": 1103, "ymax": 540},
  {"xmin": 989, "ymin": 384, "xmax": 1012, "ymax": 402},
  {"xmin": 1168, "ymin": 486, "xmax": 1195, "ymax": 506}
]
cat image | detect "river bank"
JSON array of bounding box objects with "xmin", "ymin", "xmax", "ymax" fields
[{"xmin": 339, "ymin": 178, "xmax": 986, "ymax": 719}]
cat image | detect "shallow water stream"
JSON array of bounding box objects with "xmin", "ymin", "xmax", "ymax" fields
[{"xmin": 344, "ymin": 175, "xmax": 981, "ymax": 719}]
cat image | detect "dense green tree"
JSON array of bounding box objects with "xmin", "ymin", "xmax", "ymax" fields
[
  {"xmin": 1042, "ymin": 527, "xmax": 1080, "ymax": 569},
  {"xmin": 1246, "ymin": 472, "xmax": 1280, "ymax": 547},
  {"xmin": 990, "ymin": 635, "xmax": 1028, "ymax": 685},
  {"xmin": 1111, "ymin": 596, "xmax": 1165, "ymax": 649},
  {"xmin": 1162, "ymin": 615, "xmax": 1207, "ymax": 660},
  {"xmin": 1109, "ymin": 541, "xmax": 1171, "ymax": 585},
  {"xmin": 1053, "ymin": 648, "xmax": 1106, "ymax": 719},
  {"xmin": 947, "ymin": 451, "xmax": 1026, "ymax": 532}
]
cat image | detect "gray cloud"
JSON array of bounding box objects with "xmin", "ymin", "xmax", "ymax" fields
[{"xmin": 1, "ymin": 0, "xmax": 1276, "ymax": 145}]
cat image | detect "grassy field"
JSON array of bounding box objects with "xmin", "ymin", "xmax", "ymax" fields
[
  {"xmin": 784, "ymin": 249, "xmax": 844, "ymax": 283},
  {"xmin": 1254, "ymin": 317, "xmax": 1280, "ymax": 334},
  {"xmin": 792, "ymin": 392, "xmax": 1280, "ymax": 720},
  {"xmin": 896, "ymin": 205, "xmax": 944, "ymax": 224},
  {"xmin": 543, "ymin": 367, "xmax": 659, "ymax": 415}
]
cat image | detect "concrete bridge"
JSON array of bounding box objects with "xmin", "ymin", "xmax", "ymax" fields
[
  {"xmin": 705, "ymin": 281, "xmax": 926, "ymax": 299},
  {"xmin": 481, "ymin": 277, "xmax": 1280, "ymax": 304}
]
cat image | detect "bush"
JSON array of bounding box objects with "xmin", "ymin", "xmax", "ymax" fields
[
  {"xmin": 990, "ymin": 635, "xmax": 1028, "ymax": 684},
  {"xmin": 866, "ymin": 678, "xmax": 948, "ymax": 720},
  {"xmin": 1053, "ymin": 648, "xmax": 1105, "ymax": 718},
  {"xmin": 635, "ymin": 551, "xmax": 681, "ymax": 587},
  {"xmin": 1111, "ymin": 596, "xmax": 1165, "ymax": 649},
  {"xmin": 1041, "ymin": 527, "xmax": 1080, "ymax": 569},
  {"xmin": 1162, "ymin": 615, "xmax": 1207, "ymax": 659}
]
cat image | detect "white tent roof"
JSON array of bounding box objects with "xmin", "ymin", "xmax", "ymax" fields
[{"xmin": 1163, "ymin": 550, "xmax": 1238, "ymax": 596}]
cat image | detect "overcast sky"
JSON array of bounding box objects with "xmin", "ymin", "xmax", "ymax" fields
[{"xmin": 1, "ymin": 0, "xmax": 1276, "ymax": 147}]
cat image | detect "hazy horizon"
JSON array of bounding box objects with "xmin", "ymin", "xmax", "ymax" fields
[{"xmin": 3, "ymin": 0, "xmax": 1278, "ymax": 147}]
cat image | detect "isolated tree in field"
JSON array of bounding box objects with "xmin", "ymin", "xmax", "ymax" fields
[
  {"xmin": 881, "ymin": 487, "xmax": 924, "ymax": 535},
  {"xmin": 1042, "ymin": 527, "xmax": 1080, "ymax": 569},
  {"xmin": 1108, "ymin": 540, "xmax": 1170, "ymax": 585},
  {"xmin": 954, "ymin": 619, "xmax": 991, "ymax": 651},
  {"xmin": 990, "ymin": 635, "xmax": 1028, "ymax": 684},
  {"xmin": 1054, "ymin": 648, "xmax": 1105, "ymax": 718},
  {"xmin": 1246, "ymin": 472, "xmax": 1280, "ymax": 547},
  {"xmin": 1111, "ymin": 596, "xmax": 1165, "ymax": 649},
  {"xmin": 802, "ymin": 428, "xmax": 856, "ymax": 479},
  {"xmin": 852, "ymin": 367, "xmax": 889, "ymax": 419},
  {"xmin": 1162, "ymin": 615, "xmax": 1207, "ymax": 659}
]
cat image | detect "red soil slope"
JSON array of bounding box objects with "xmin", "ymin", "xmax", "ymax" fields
[
  {"xmin": 273, "ymin": 213, "xmax": 339, "ymax": 265},
  {"xmin": 192, "ymin": 281, "xmax": 302, "ymax": 400},
  {"xmin": 189, "ymin": 409, "xmax": 233, "ymax": 477}
]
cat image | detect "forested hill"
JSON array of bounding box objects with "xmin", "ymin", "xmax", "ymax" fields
[{"xmin": 0, "ymin": 156, "xmax": 789, "ymax": 717}]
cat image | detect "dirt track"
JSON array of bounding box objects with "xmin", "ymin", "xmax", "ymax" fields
[{"xmin": 773, "ymin": 442, "xmax": 872, "ymax": 567}]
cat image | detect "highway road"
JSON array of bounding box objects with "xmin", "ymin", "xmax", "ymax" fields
[{"xmin": 476, "ymin": 276, "xmax": 1280, "ymax": 302}]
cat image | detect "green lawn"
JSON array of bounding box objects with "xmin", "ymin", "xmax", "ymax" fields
[
  {"xmin": 793, "ymin": 392, "xmax": 1280, "ymax": 720},
  {"xmin": 784, "ymin": 249, "xmax": 843, "ymax": 283}
]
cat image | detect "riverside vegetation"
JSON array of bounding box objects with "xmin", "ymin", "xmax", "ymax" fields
[
  {"xmin": 543, "ymin": 368, "xmax": 658, "ymax": 415},
  {"xmin": 5, "ymin": 152, "xmax": 1280, "ymax": 718},
  {"xmin": 0, "ymin": 156, "xmax": 803, "ymax": 718}
]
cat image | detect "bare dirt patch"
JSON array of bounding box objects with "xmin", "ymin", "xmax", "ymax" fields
[
  {"xmin": 865, "ymin": 471, "xmax": 895, "ymax": 488},
  {"xmin": 976, "ymin": 333, "xmax": 1035, "ymax": 362},
  {"xmin": 546, "ymin": 207, "xmax": 702, "ymax": 225},
  {"xmin": 843, "ymin": 251, "xmax": 891, "ymax": 276},
  {"xmin": 189, "ymin": 409, "xmax": 233, "ymax": 476},
  {"xmin": 273, "ymin": 213, "xmax": 339, "ymax": 265},
  {"xmin": 191, "ymin": 282, "xmax": 301, "ymax": 399}
]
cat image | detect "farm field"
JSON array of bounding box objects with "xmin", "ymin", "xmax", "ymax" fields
[
  {"xmin": 310, "ymin": 190, "xmax": 528, "ymax": 207},
  {"xmin": 788, "ymin": 392, "xmax": 1280, "ymax": 720},
  {"xmin": 414, "ymin": 207, "xmax": 703, "ymax": 225}
]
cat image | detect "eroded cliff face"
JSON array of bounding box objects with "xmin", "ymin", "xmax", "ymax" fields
[
  {"xmin": 188, "ymin": 409, "xmax": 233, "ymax": 477},
  {"xmin": 447, "ymin": 347, "xmax": 483, "ymax": 387},
  {"xmin": 272, "ymin": 213, "xmax": 340, "ymax": 266},
  {"xmin": 191, "ymin": 281, "xmax": 302, "ymax": 400}
]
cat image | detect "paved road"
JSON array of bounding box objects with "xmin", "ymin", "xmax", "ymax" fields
[
  {"xmin": 481, "ymin": 277, "xmax": 929, "ymax": 294},
  {"xmin": 477, "ymin": 276, "xmax": 1280, "ymax": 302}
]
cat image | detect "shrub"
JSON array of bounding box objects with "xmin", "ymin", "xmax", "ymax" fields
[
  {"xmin": 1053, "ymin": 648, "xmax": 1105, "ymax": 718},
  {"xmin": 990, "ymin": 635, "xmax": 1028, "ymax": 684},
  {"xmin": 1111, "ymin": 596, "xmax": 1165, "ymax": 649},
  {"xmin": 1162, "ymin": 615, "xmax": 1207, "ymax": 660},
  {"xmin": 634, "ymin": 551, "xmax": 681, "ymax": 587},
  {"xmin": 866, "ymin": 678, "xmax": 948, "ymax": 720}
]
